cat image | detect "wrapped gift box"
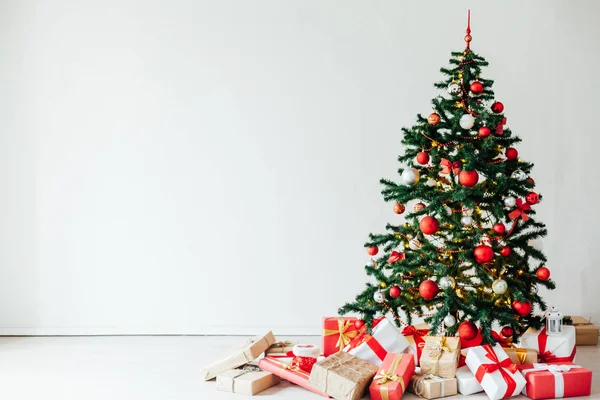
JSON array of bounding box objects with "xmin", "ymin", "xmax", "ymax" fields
[
  {"xmin": 419, "ymin": 336, "xmax": 460, "ymax": 379},
  {"xmin": 265, "ymin": 340, "xmax": 297, "ymax": 356},
  {"xmin": 504, "ymin": 347, "xmax": 538, "ymax": 365},
  {"xmin": 518, "ymin": 362, "xmax": 592, "ymax": 399},
  {"xmin": 322, "ymin": 317, "xmax": 360, "ymax": 357},
  {"xmin": 309, "ymin": 351, "xmax": 378, "ymax": 400},
  {"xmin": 202, "ymin": 331, "xmax": 275, "ymax": 380},
  {"xmin": 343, "ymin": 317, "xmax": 409, "ymax": 367},
  {"xmin": 216, "ymin": 364, "xmax": 281, "ymax": 395},
  {"xmin": 571, "ymin": 316, "xmax": 599, "ymax": 346},
  {"xmin": 401, "ymin": 324, "xmax": 429, "ymax": 366},
  {"xmin": 258, "ymin": 356, "xmax": 330, "ymax": 397},
  {"xmin": 520, "ymin": 326, "xmax": 576, "ymax": 363},
  {"xmin": 408, "ymin": 374, "xmax": 457, "ymax": 399},
  {"xmin": 369, "ymin": 353, "xmax": 415, "ymax": 400},
  {"xmin": 455, "ymin": 365, "xmax": 483, "ymax": 395},
  {"xmin": 465, "ymin": 344, "xmax": 526, "ymax": 400}
]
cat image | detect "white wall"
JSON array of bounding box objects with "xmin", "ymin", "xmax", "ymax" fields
[{"xmin": 0, "ymin": 0, "xmax": 599, "ymax": 335}]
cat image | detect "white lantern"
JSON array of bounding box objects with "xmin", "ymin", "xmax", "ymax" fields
[{"xmin": 546, "ymin": 307, "xmax": 563, "ymax": 335}]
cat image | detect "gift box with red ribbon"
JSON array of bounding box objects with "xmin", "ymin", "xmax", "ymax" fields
[
  {"xmin": 455, "ymin": 365, "xmax": 483, "ymax": 396},
  {"xmin": 369, "ymin": 353, "xmax": 415, "ymax": 400},
  {"xmin": 518, "ymin": 362, "xmax": 591, "ymax": 400},
  {"xmin": 401, "ymin": 324, "xmax": 429, "ymax": 366},
  {"xmin": 322, "ymin": 317, "xmax": 359, "ymax": 357},
  {"xmin": 520, "ymin": 326, "xmax": 576, "ymax": 363},
  {"xmin": 343, "ymin": 317, "xmax": 410, "ymax": 367},
  {"xmin": 258, "ymin": 356, "xmax": 330, "ymax": 397},
  {"xmin": 465, "ymin": 343, "xmax": 526, "ymax": 400}
]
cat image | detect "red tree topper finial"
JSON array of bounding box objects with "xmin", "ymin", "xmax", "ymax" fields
[{"xmin": 465, "ymin": 9, "xmax": 472, "ymax": 50}]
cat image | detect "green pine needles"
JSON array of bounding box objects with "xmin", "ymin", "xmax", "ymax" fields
[{"xmin": 338, "ymin": 47, "xmax": 554, "ymax": 345}]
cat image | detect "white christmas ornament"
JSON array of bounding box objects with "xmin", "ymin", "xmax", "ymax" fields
[
  {"xmin": 367, "ymin": 259, "xmax": 375, "ymax": 267},
  {"xmin": 439, "ymin": 276, "xmax": 456, "ymax": 290},
  {"xmin": 480, "ymin": 235, "xmax": 492, "ymax": 246},
  {"xmin": 459, "ymin": 114, "xmax": 475, "ymax": 130},
  {"xmin": 529, "ymin": 239, "xmax": 544, "ymax": 251},
  {"xmin": 401, "ymin": 168, "xmax": 420, "ymax": 186},
  {"xmin": 511, "ymin": 169, "xmax": 527, "ymax": 181},
  {"xmin": 504, "ymin": 197, "xmax": 517, "ymax": 208},
  {"xmin": 448, "ymin": 82, "xmax": 461, "ymax": 95},
  {"xmin": 492, "ymin": 279, "xmax": 508, "ymax": 294},
  {"xmin": 461, "ymin": 216, "xmax": 474, "ymax": 226},
  {"xmin": 426, "ymin": 178, "xmax": 436, "ymax": 187},
  {"xmin": 409, "ymin": 239, "xmax": 421, "ymax": 250},
  {"xmin": 444, "ymin": 314, "xmax": 457, "ymax": 327},
  {"xmin": 444, "ymin": 206, "xmax": 453, "ymax": 216},
  {"xmin": 373, "ymin": 291, "xmax": 385, "ymax": 303}
]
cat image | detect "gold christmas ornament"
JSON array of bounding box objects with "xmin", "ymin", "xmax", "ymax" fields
[
  {"xmin": 427, "ymin": 113, "xmax": 441, "ymax": 126},
  {"xmin": 380, "ymin": 281, "xmax": 387, "ymax": 288}
]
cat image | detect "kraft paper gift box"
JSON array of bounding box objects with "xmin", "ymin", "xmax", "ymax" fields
[
  {"xmin": 408, "ymin": 374, "xmax": 457, "ymax": 399},
  {"xmin": 520, "ymin": 326, "xmax": 576, "ymax": 363},
  {"xmin": 455, "ymin": 365, "xmax": 483, "ymax": 395},
  {"xmin": 265, "ymin": 340, "xmax": 297, "ymax": 356},
  {"xmin": 401, "ymin": 324, "xmax": 429, "ymax": 366},
  {"xmin": 343, "ymin": 317, "xmax": 409, "ymax": 367},
  {"xmin": 504, "ymin": 347, "xmax": 538, "ymax": 365},
  {"xmin": 419, "ymin": 336, "xmax": 460, "ymax": 379},
  {"xmin": 465, "ymin": 344, "xmax": 526, "ymax": 400},
  {"xmin": 518, "ymin": 362, "xmax": 592, "ymax": 400},
  {"xmin": 308, "ymin": 351, "xmax": 378, "ymax": 400},
  {"xmin": 322, "ymin": 317, "xmax": 360, "ymax": 357},
  {"xmin": 216, "ymin": 364, "xmax": 281, "ymax": 395},
  {"xmin": 571, "ymin": 316, "xmax": 599, "ymax": 346},
  {"xmin": 201, "ymin": 331, "xmax": 275, "ymax": 380},
  {"xmin": 258, "ymin": 356, "xmax": 330, "ymax": 397},
  {"xmin": 369, "ymin": 353, "xmax": 415, "ymax": 400}
]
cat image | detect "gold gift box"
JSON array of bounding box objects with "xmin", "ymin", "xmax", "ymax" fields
[
  {"xmin": 419, "ymin": 336, "xmax": 461, "ymax": 379},
  {"xmin": 408, "ymin": 374, "xmax": 458, "ymax": 399},
  {"xmin": 216, "ymin": 365, "xmax": 281, "ymax": 395}
]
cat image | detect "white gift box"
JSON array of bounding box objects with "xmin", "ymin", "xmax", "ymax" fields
[
  {"xmin": 465, "ymin": 344, "xmax": 526, "ymax": 400},
  {"xmin": 519, "ymin": 325, "xmax": 576, "ymax": 362},
  {"xmin": 456, "ymin": 365, "xmax": 484, "ymax": 395},
  {"xmin": 343, "ymin": 317, "xmax": 409, "ymax": 367}
]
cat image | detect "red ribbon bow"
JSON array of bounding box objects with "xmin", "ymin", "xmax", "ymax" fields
[
  {"xmin": 440, "ymin": 159, "xmax": 461, "ymax": 175},
  {"xmin": 387, "ymin": 251, "xmax": 406, "ymax": 263},
  {"xmin": 401, "ymin": 326, "xmax": 429, "ymax": 337},
  {"xmin": 537, "ymin": 327, "xmax": 577, "ymax": 363},
  {"xmin": 475, "ymin": 344, "xmax": 518, "ymax": 398},
  {"xmin": 508, "ymin": 198, "xmax": 531, "ymax": 222}
]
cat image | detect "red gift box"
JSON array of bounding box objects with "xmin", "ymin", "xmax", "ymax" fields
[
  {"xmin": 258, "ymin": 356, "xmax": 330, "ymax": 397},
  {"xmin": 322, "ymin": 317, "xmax": 359, "ymax": 357},
  {"xmin": 370, "ymin": 353, "xmax": 415, "ymax": 400},
  {"xmin": 518, "ymin": 362, "xmax": 592, "ymax": 400}
]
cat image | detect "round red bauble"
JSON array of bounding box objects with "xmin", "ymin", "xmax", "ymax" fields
[
  {"xmin": 419, "ymin": 280, "xmax": 439, "ymax": 300},
  {"xmin": 493, "ymin": 223, "xmax": 506, "ymax": 235},
  {"xmin": 416, "ymin": 151, "xmax": 430, "ymax": 165},
  {"xmin": 458, "ymin": 321, "xmax": 478, "ymax": 340},
  {"xmin": 470, "ymin": 81, "xmax": 484, "ymax": 94},
  {"xmin": 420, "ymin": 216, "xmax": 440, "ymax": 235},
  {"xmin": 500, "ymin": 246, "xmax": 511, "ymax": 257},
  {"xmin": 512, "ymin": 300, "xmax": 533, "ymax": 317},
  {"xmin": 478, "ymin": 126, "xmax": 491, "ymax": 137},
  {"xmin": 389, "ymin": 285, "xmax": 401, "ymax": 298},
  {"xmin": 474, "ymin": 245, "xmax": 494, "ymax": 263},
  {"xmin": 501, "ymin": 326, "xmax": 514, "ymax": 337},
  {"xmin": 461, "ymin": 328, "xmax": 483, "ymax": 348},
  {"xmin": 354, "ymin": 320, "xmax": 365, "ymax": 330},
  {"xmin": 459, "ymin": 170, "xmax": 479, "ymax": 187},
  {"xmin": 527, "ymin": 177, "xmax": 535, "ymax": 185},
  {"xmin": 491, "ymin": 101, "xmax": 504, "ymax": 113},
  {"xmin": 367, "ymin": 246, "xmax": 379, "ymax": 256},
  {"xmin": 526, "ymin": 192, "xmax": 539, "ymax": 205},
  {"xmin": 428, "ymin": 112, "xmax": 441, "ymax": 126},
  {"xmin": 536, "ymin": 266, "xmax": 550, "ymax": 281},
  {"xmin": 505, "ymin": 148, "xmax": 518, "ymax": 161},
  {"xmin": 393, "ymin": 203, "xmax": 406, "ymax": 214}
]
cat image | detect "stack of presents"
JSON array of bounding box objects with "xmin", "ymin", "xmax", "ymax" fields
[{"xmin": 203, "ymin": 315, "xmax": 597, "ymax": 399}]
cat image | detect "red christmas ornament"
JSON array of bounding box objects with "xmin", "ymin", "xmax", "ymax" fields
[
  {"xmin": 459, "ymin": 170, "xmax": 479, "ymax": 187},
  {"xmin": 354, "ymin": 320, "xmax": 365, "ymax": 330},
  {"xmin": 367, "ymin": 246, "xmax": 378, "ymax": 256},
  {"xmin": 458, "ymin": 321, "xmax": 478, "ymax": 340},
  {"xmin": 474, "ymin": 245, "xmax": 494, "ymax": 263},
  {"xmin": 478, "ymin": 126, "xmax": 491, "ymax": 137},
  {"xmin": 428, "ymin": 112, "xmax": 441, "ymax": 126},
  {"xmin": 527, "ymin": 177, "xmax": 535, "ymax": 186},
  {"xmin": 393, "ymin": 203, "xmax": 406, "ymax": 214},
  {"xmin": 501, "ymin": 326, "xmax": 514, "ymax": 337},
  {"xmin": 505, "ymin": 148, "xmax": 519, "ymax": 161},
  {"xmin": 416, "ymin": 151, "xmax": 430, "ymax": 165},
  {"xmin": 470, "ymin": 81, "xmax": 484, "ymax": 94},
  {"xmin": 526, "ymin": 192, "xmax": 539, "ymax": 205},
  {"xmin": 491, "ymin": 101, "xmax": 504, "ymax": 113},
  {"xmin": 389, "ymin": 285, "xmax": 401, "ymax": 298},
  {"xmin": 420, "ymin": 216, "xmax": 440, "ymax": 235},
  {"xmin": 493, "ymin": 223, "xmax": 506, "ymax": 235},
  {"xmin": 414, "ymin": 202, "xmax": 426, "ymax": 212},
  {"xmin": 500, "ymin": 246, "xmax": 511, "ymax": 257},
  {"xmin": 419, "ymin": 280, "xmax": 439, "ymax": 300},
  {"xmin": 536, "ymin": 266, "xmax": 550, "ymax": 281},
  {"xmin": 512, "ymin": 300, "xmax": 533, "ymax": 317},
  {"xmin": 461, "ymin": 328, "xmax": 483, "ymax": 348}
]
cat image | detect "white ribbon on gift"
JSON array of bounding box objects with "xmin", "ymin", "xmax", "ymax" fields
[{"xmin": 521, "ymin": 363, "xmax": 582, "ymax": 398}]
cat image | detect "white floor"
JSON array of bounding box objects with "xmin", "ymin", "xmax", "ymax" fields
[{"xmin": 0, "ymin": 336, "xmax": 597, "ymax": 400}]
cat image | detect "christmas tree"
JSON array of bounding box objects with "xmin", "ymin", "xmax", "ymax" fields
[{"xmin": 339, "ymin": 12, "xmax": 554, "ymax": 345}]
